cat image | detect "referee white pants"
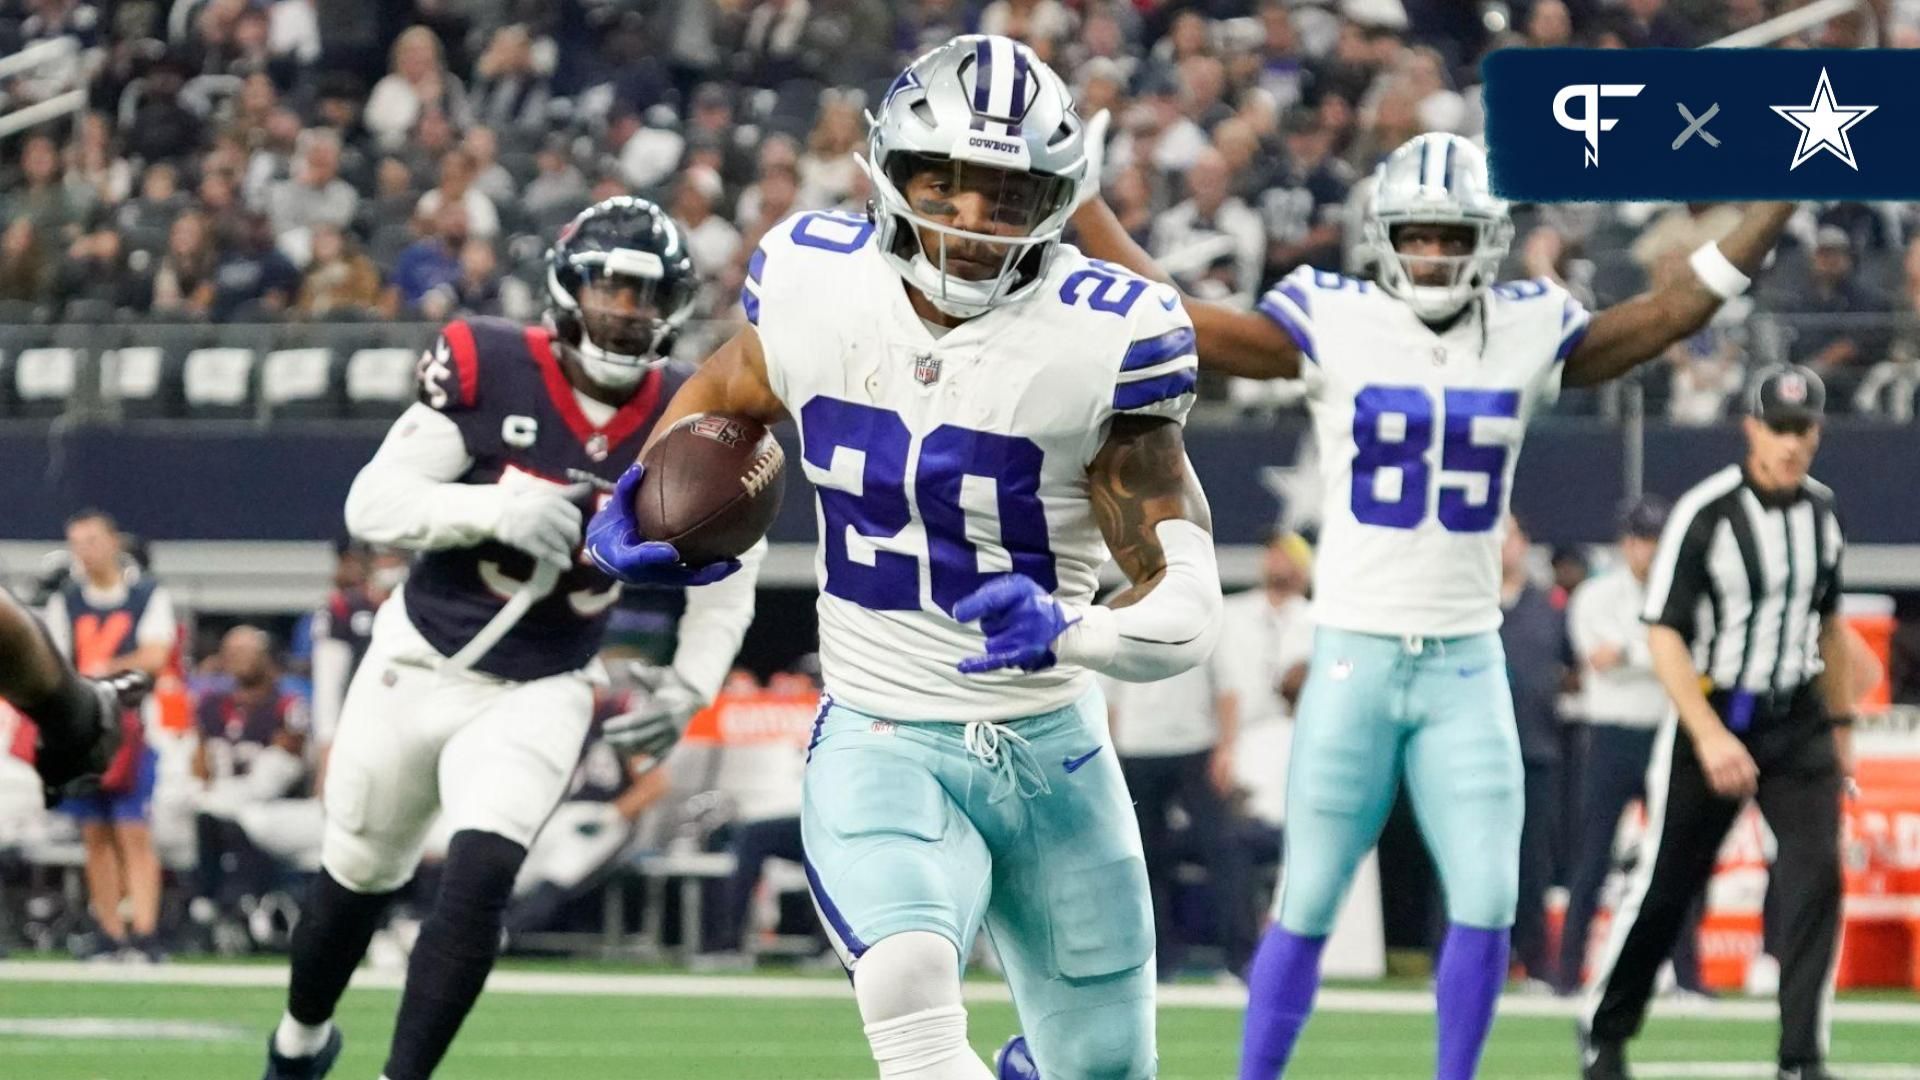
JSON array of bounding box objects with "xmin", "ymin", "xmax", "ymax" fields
[{"xmin": 321, "ymin": 598, "xmax": 596, "ymax": 895}]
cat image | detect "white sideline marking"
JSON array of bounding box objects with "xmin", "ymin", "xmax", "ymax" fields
[
  {"xmin": 1628, "ymin": 1060, "xmax": 1920, "ymax": 1068},
  {"xmin": 0, "ymin": 963, "xmax": 1917, "ymax": 1025},
  {"xmin": 0, "ymin": 1018, "xmax": 250, "ymax": 1041}
]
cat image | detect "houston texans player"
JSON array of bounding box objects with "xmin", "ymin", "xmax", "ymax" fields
[
  {"xmin": 0, "ymin": 586, "xmax": 150, "ymax": 797},
  {"xmin": 262, "ymin": 198, "xmax": 760, "ymax": 1080},
  {"xmin": 592, "ymin": 36, "xmax": 1221, "ymax": 1080},
  {"xmin": 1072, "ymin": 134, "xmax": 1793, "ymax": 1079}
]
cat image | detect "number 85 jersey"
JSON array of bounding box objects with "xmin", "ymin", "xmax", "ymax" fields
[
  {"xmin": 1259, "ymin": 267, "xmax": 1590, "ymax": 638},
  {"xmin": 745, "ymin": 211, "xmax": 1199, "ymax": 722}
]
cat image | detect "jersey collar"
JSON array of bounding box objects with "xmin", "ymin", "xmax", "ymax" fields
[{"xmin": 526, "ymin": 326, "xmax": 662, "ymax": 453}]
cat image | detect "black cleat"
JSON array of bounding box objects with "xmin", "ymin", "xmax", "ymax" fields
[
  {"xmin": 262, "ymin": 1026, "xmax": 342, "ymax": 1080},
  {"xmin": 1578, "ymin": 1024, "xmax": 1631, "ymax": 1080},
  {"xmin": 35, "ymin": 670, "xmax": 150, "ymax": 800},
  {"xmin": 1779, "ymin": 1066, "xmax": 1844, "ymax": 1080}
]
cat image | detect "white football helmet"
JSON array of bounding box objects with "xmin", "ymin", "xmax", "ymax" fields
[
  {"xmin": 864, "ymin": 35, "xmax": 1093, "ymax": 318},
  {"xmin": 1363, "ymin": 133, "xmax": 1512, "ymax": 321}
]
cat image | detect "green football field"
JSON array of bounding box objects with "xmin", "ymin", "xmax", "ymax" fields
[{"xmin": 2, "ymin": 962, "xmax": 1917, "ymax": 1079}]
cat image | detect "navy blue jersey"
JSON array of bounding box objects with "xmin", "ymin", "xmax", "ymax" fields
[
  {"xmin": 404, "ymin": 317, "xmax": 688, "ymax": 681},
  {"xmin": 315, "ymin": 586, "xmax": 381, "ymax": 677}
]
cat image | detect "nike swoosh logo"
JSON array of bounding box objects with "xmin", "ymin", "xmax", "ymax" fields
[
  {"xmin": 1062, "ymin": 747, "xmax": 1103, "ymax": 773},
  {"xmin": 1458, "ymin": 665, "xmax": 1491, "ymax": 678},
  {"xmin": 1158, "ymin": 292, "xmax": 1179, "ymax": 311}
]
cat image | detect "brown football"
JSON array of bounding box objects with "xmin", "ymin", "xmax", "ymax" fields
[{"xmin": 633, "ymin": 413, "xmax": 786, "ymax": 565}]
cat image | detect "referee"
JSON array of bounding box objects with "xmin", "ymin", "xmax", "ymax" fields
[{"xmin": 1581, "ymin": 365, "xmax": 1855, "ymax": 1080}]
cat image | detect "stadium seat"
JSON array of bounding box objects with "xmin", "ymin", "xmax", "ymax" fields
[
  {"xmin": 260, "ymin": 348, "xmax": 342, "ymax": 419},
  {"xmin": 345, "ymin": 347, "xmax": 419, "ymax": 417},
  {"xmin": 182, "ymin": 347, "xmax": 258, "ymax": 418},
  {"xmin": 9, "ymin": 347, "xmax": 79, "ymax": 418},
  {"xmin": 106, "ymin": 323, "xmax": 205, "ymax": 418}
]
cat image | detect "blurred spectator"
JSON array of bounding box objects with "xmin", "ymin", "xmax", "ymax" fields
[
  {"xmin": 210, "ymin": 213, "xmax": 300, "ymax": 321},
  {"xmin": 737, "ymin": 163, "xmax": 800, "ymax": 254},
  {"xmin": 1665, "ymin": 308, "xmax": 1749, "ymax": 425},
  {"xmin": 309, "ymin": 543, "xmax": 405, "ymax": 761},
  {"xmin": 614, "ymin": 107, "xmax": 686, "ymax": 193},
  {"xmin": 197, "ymin": 168, "xmax": 249, "ymax": 249},
  {"xmin": 295, "ymin": 224, "xmax": 385, "ymax": 319},
  {"xmin": 901, "ymin": 0, "xmax": 975, "ymax": 57},
  {"xmin": 387, "ymin": 203, "xmax": 468, "ymax": 317},
  {"xmin": 1791, "ymin": 225, "xmax": 1891, "ymax": 383},
  {"xmin": 4, "ymin": 133, "xmax": 89, "ymax": 255},
  {"xmin": 1106, "ymin": 657, "xmax": 1255, "ymax": 981},
  {"xmin": 311, "ymin": 73, "xmax": 373, "ymax": 176},
  {"xmin": 399, "ymin": 107, "xmax": 461, "ymax": 193},
  {"xmin": 673, "ymin": 166, "xmax": 742, "ymax": 290},
  {"xmin": 1525, "ymin": 0, "xmax": 1574, "ymax": 48},
  {"xmin": 190, "ymin": 626, "xmax": 309, "ymax": 930},
  {"xmin": 265, "ymin": 129, "xmax": 359, "ymax": 240},
  {"xmin": 1127, "ymin": 75, "xmax": 1210, "ymax": 174},
  {"xmin": 1261, "ymin": 111, "xmax": 1356, "ymax": 279},
  {"xmin": 522, "ymin": 139, "xmax": 589, "ymax": 220},
  {"xmin": 1150, "ymin": 147, "xmax": 1264, "ymax": 306},
  {"xmin": 54, "ymin": 223, "xmax": 150, "ymax": 315},
  {"xmin": 1499, "ymin": 515, "xmax": 1569, "ymax": 989},
  {"xmin": 228, "ymin": 72, "xmax": 283, "ymax": 146},
  {"xmin": 0, "ymin": 219, "xmax": 50, "ymax": 305},
  {"xmin": 64, "ymin": 112, "xmax": 132, "ymax": 210},
  {"xmin": 45, "ymin": 509, "xmax": 177, "ymax": 962},
  {"xmin": 462, "ymin": 126, "xmax": 517, "ymax": 207},
  {"xmin": 1620, "ymin": 0, "xmax": 1696, "ymax": 48},
  {"xmin": 151, "ymin": 211, "xmax": 219, "ymax": 318},
  {"xmin": 267, "ymin": 0, "xmax": 322, "ymax": 68},
  {"xmin": 366, "ymin": 25, "xmax": 470, "ymax": 150},
  {"xmin": 1216, "ymin": 530, "xmax": 1316, "ymax": 832},
  {"xmin": 737, "ymin": 0, "xmax": 824, "ymax": 87},
  {"xmin": 797, "ymin": 94, "xmax": 865, "ymax": 209},
  {"xmin": 733, "ymin": 135, "xmax": 803, "ymax": 228},
  {"xmin": 1107, "ymin": 164, "xmax": 1158, "ymax": 248},
  {"xmin": 1558, "ymin": 497, "xmax": 1705, "ymax": 996},
  {"xmin": 470, "ymin": 23, "xmax": 554, "ymax": 134},
  {"xmin": 416, "ymin": 149, "xmax": 501, "ymax": 240},
  {"xmin": 1254, "ymin": 1, "xmax": 1309, "ymax": 110},
  {"xmin": 447, "ymin": 238, "xmax": 517, "ymax": 319},
  {"xmin": 124, "ymin": 54, "xmax": 206, "ymax": 166},
  {"xmin": 365, "ymin": 156, "xmax": 420, "ymax": 230},
  {"xmin": 686, "ymin": 83, "xmax": 757, "ymax": 191},
  {"xmin": 981, "ymin": 0, "xmax": 1075, "ymax": 57},
  {"xmin": 115, "ymin": 163, "xmax": 193, "ymax": 254},
  {"xmin": 1398, "ymin": 45, "xmax": 1469, "ymax": 135},
  {"xmin": 243, "ymin": 108, "xmax": 305, "ymax": 209}
]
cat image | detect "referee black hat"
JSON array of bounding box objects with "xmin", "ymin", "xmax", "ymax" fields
[
  {"xmin": 1747, "ymin": 364, "xmax": 1826, "ymax": 428},
  {"xmin": 1618, "ymin": 494, "xmax": 1671, "ymax": 539}
]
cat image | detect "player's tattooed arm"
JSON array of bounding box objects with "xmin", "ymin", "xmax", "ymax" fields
[
  {"xmin": 1088, "ymin": 414, "xmax": 1213, "ymax": 608},
  {"xmin": 1564, "ymin": 201, "xmax": 1796, "ymax": 388},
  {"xmin": 644, "ymin": 325, "xmax": 789, "ymax": 454},
  {"xmin": 1071, "ymin": 199, "xmax": 1304, "ymax": 381}
]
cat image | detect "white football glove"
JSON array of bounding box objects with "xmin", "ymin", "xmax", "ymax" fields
[
  {"xmin": 489, "ymin": 482, "xmax": 591, "ymax": 569},
  {"xmin": 603, "ymin": 662, "xmax": 704, "ymax": 760},
  {"xmin": 1073, "ymin": 108, "xmax": 1110, "ymax": 212}
]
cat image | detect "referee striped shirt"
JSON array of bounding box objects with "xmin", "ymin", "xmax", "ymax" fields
[{"xmin": 1641, "ymin": 465, "xmax": 1844, "ymax": 694}]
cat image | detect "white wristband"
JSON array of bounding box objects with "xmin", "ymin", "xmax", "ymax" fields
[{"xmin": 1688, "ymin": 242, "xmax": 1751, "ymax": 301}]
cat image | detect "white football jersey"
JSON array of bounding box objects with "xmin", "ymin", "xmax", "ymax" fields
[
  {"xmin": 745, "ymin": 211, "xmax": 1199, "ymax": 721},
  {"xmin": 1258, "ymin": 266, "xmax": 1590, "ymax": 637}
]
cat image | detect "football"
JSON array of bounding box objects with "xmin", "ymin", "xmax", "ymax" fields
[{"xmin": 632, "ymin": 413, "xmax": 786, "ymax": 565}]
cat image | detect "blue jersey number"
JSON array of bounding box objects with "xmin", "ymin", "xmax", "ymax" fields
[
  {"xmin": 1350, "ymin": 385, "xmax": 1520, "ymax": 533},
  {"xmin": 800, "ymin": 398, "xmax": 1057, "ymax": 612}
]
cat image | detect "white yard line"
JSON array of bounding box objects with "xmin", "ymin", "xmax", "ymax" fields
[
  {"xmin": 1635, "ymin": 1067, "xmax": 1920, "ymax": 1079},
  {"xmin": 0, "ymin": 1018, "xmax": 251, "ymax": 1041},
  {"xmin": 2, "ymin": 962, "xmax": 1918, "ymax": 1025}
]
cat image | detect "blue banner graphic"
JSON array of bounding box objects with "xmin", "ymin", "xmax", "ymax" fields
[{"xmin": 1483, "ymin": 49, "xmax": 1920, "ymax": 201}]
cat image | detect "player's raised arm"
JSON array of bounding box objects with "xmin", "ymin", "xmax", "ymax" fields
[
  {"xmin": 1563, "ymin": 201, "xmax": 1796, "ymax": 387},
  {"xmin": 1072, "ymin": 197, "xmax": 1305, "ymax": 381}
]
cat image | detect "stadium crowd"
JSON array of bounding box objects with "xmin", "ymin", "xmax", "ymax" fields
[{"xmin": 2, "ymin": 0, "xmax": 1920, "ymax": 417}]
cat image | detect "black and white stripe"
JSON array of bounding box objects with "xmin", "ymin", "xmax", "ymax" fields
[{"xmin": 1641, "ymin": 465, "xmax": 1844, "ymax": 694}]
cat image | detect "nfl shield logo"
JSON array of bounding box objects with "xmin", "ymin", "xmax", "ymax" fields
[
  {"xmin": 1778, "ymin": 373, "xmax": 1808, "ymax": 404},
  {"xmin": 585, "ymin": 433, "xmax": 609, "ymax": 461},
  {"xmin": 914, "ymin": 353, "xmax": 942, "ymax": 386},
  {"xmin": 689, "ymin": 415, "xmax": 745, "ymax": 447}
]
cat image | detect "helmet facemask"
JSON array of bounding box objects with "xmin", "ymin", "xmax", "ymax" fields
[
  {"xmin": 868, "ymin": 151, "xmax": 1075, "ymax": 319},
  {"xmin": 1366, "ymin": 214, "xmax": 1511, "ymax": 321},
  {"xmin": 548, "ymin": 247, "xmax": 695, "ymax": 390}
]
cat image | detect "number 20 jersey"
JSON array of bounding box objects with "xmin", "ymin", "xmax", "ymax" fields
[
  {"xmin": 745, "ymin": 211, "xmax": 1199, "ymax": 722},
  {"xmin": 1259, "ymin": 267, "xmax": 1591, "ymax": 638}
]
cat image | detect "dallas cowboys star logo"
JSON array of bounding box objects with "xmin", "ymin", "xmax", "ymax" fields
[{"xmin": 1770, "ymin": 67, "xmax": 1876, "ymax": 171}]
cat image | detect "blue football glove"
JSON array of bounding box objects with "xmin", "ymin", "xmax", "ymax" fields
[
  {"xmin": 584, "ymin": 464, "xmax": 741, "ymax": 588},
  {"xmin": 953, "ymin": 574, "xmax": 1077, "ymax": 675}
]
